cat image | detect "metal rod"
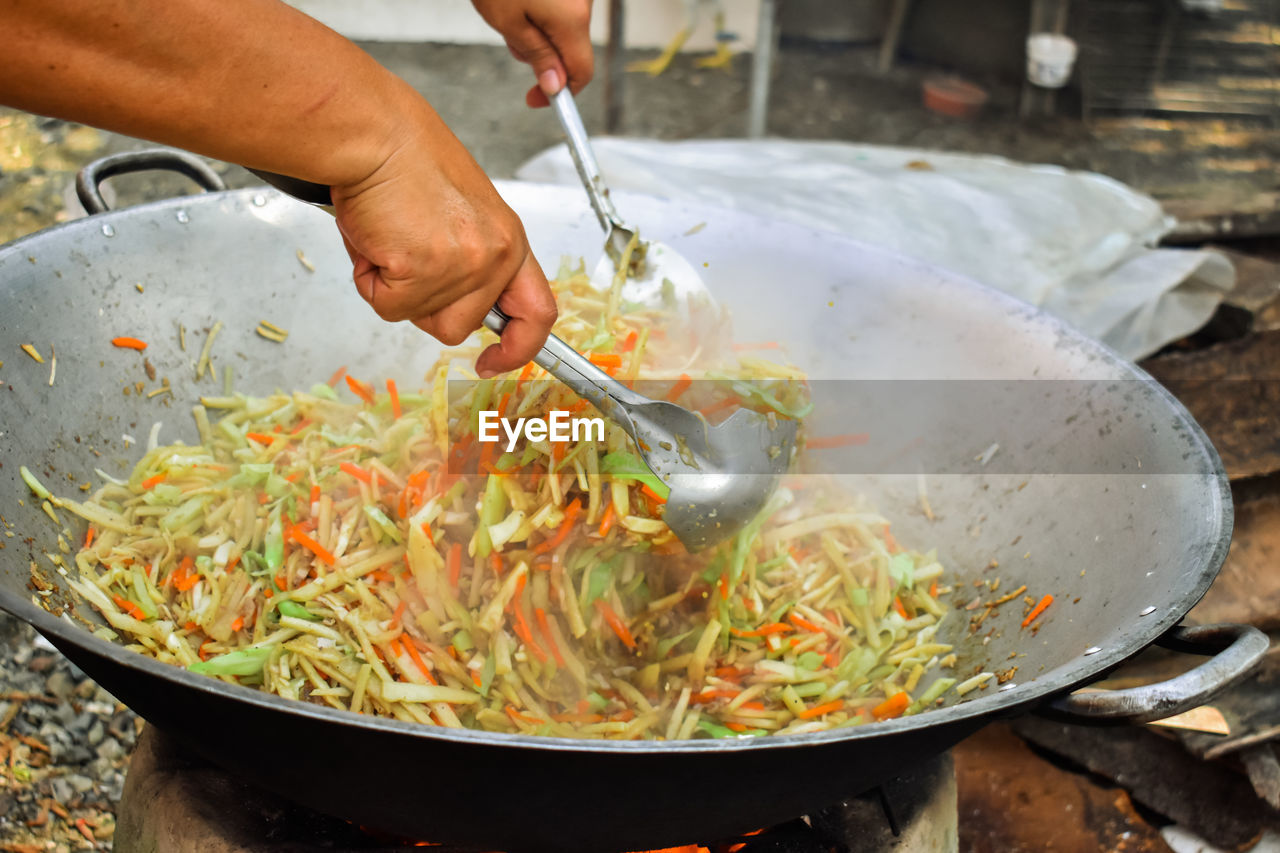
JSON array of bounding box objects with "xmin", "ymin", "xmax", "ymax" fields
[
  {"xmin": 551, "ymin": 89, "xmax": 620, "ymax": 233},
  {"xmin": 878, "ymin": 0, "xmax": 914, "ymax": 73},
  {"xmin": 604, "ymin": 0, "xmax": 625, "ymax": 134},
  {"xmin": 746, "ymin": 0, "xmax": 777, "ymax": 139}
]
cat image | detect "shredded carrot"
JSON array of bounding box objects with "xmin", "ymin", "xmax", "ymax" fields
[
  {"xmin": 447, "ymin": 542, "xmax": 462, "ymax": 587},
  {"xmin": 1022, "ymin": 594, "xmax": 1054, "ymax": 628},
  {"xmin": 490, "ymin": 552, "xmax": 504, "ymax": 577},
  {"xmin": 290, "ymin": 417, "xmax": 313, "ymax": 435},
  {"xmin": 534, "ymin": 498, "xmax": 582, "ymax": 553},
  {"xmin": 725, "ymin": 722, "xmax": 749, "ymax": 732},
  {"xmin": 83, "ymin": 526, "xmax": 95, "ymax": 549},
  {"xmin": 929, "ymin": 579, "xmax": 939, "ymax": 598},
  {"xmin": 505, "ymin": 705, "xmax": 542, "ymax": 726},
  {"xmin": 111, "ymin": 337, "xmax": 147, "ymax": 351},
  {"xmin": 369, "ymin": 569, "xmax": 394, "ymax": 584},
  {"xmin": 345, "ymin": 374, "xmax": 376, "ymax": 405},
  {"xmin": 611, "ymin": 708, "xmax": 636, "ymax": 723},
  {"xmin": 389, "ymin": 600, "xmax": 406, "ymax": 629},
  {"xmin": 291, "ymin": 526, "xmax": 336, "ymax": 567},
  {"xmin": 620, "ymin": 329, "xmax": 639, "ymax": 352},
  {"xmin": 535, "ymin": 608, "xmax": 566, "ymax": 667},
  {"xmin": 589, "ymin": 353, "xmax": 622, "ymax": 368},
  {"xmin": 420, "ymin": 521, "xmax": 435, "ymax": 545},
  {"xmin": 640, "ymin": 484, "xmax": 667, "ymax": 505},
  {"xmin": 718, "ymin": 573, "xmax": 730, "ymax": 599},
  {"xmin": 512, "ymin": 608, "xmax": 549, "ymax": 662},
  {"xmin": 593, "ymin": 599, "xmax": 636, "ymax": 649},
  {"xmin": 139, "ymin": 473, "xmax": 166, "ymax": 490},
  {"xmin": 787, "ymin": 611, "xmax": 825, "ymax": 634},
  {"xmin": 183, "ymin": 621, "xmax": 197, "ymax": 632},
  {"xmin": 339, "ymin": 461, "xmax": 372, "ymax": 484},
  {"xmin": 597, "ymin": 502, "xmax": 616, "ymax": 537},
  {"xmin": 327, "ymin": 365, "xmax": 348, "ymax": 388},
  {"xmin": 111, "ymin": 594, "xmax": 145, "ymax": 621},
  {"xmin": 310, "ymin": 484, "xmax": 320, "ymax": 506},
  {"xmin": 884, "ymin": 527, "xmax": 900, "ymax": 554},
  {"xmin": 806, "ymin": 432, "xmax": 870, "ymax": 450},
  {"xmin": 173, "ymin": 556, "xmax": 199, "ymax": 592},
  {"xmin": 798, "ymin": 699, "xmax": 844, "ymax": 720},
  {"xmin": 872, "ymin": 691, "xmax": 911, "ymax": 721},
  {"xmin": 666, "ymin": 373, "xmax": 693, "ymax": 402},
  {"xmin": 893, "ymin": 596, "xmax": 908, "ymax": 619},
  {"xmin": 730, "ymin": 622, "xmax": 792, "ymax": 638},
  {"xmin": 230, "ymin": 616, "xmax": 244, "ymax": 632},
  {"xmin": 386, "ymin": 378, "xmax": 402, "ymax": 419},
  {"xmin": 516, "ymin": 362, "xmax": 535, "ymax": 387},
  {"xmin": 402, "ymin": 635, "xmax": 438, "ymax": 684}
]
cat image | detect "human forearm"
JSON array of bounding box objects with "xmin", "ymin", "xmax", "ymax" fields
[{"xmin": 2, "ymin": 0, "xmax": 420, "ymax": 186}]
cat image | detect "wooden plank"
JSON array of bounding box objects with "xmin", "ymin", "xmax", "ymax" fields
[
  {"xmin": 953, "ymin": 724, "xmax": 1172, "ymax": 853},
  {"xmin": 1141, "ymin": 330, "xmax": 1280, "ymax": 480}
]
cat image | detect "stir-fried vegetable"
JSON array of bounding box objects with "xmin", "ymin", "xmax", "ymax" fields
[{"xmin": 46, "ymin": 265, "xmax": 960, "ymax": 740}]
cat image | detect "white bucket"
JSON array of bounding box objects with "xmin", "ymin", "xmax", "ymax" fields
[{"xmin": 1026, "ymin": 33, "xmax": 1078, "ymax": 88}]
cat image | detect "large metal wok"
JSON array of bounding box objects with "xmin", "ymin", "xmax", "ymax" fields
[{"xmin": 0, "ymin": 150, "xmax": 1267, "ymax": 852}]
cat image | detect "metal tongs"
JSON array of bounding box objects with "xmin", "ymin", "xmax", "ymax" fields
[{"xmin": 248, "ymin": 91, "xmax": 796, "ymax": 551}]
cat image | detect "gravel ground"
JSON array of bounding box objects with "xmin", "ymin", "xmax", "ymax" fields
[{"xmin": 0, "ymin": 617, "xmax": 139, "ymax": 852}]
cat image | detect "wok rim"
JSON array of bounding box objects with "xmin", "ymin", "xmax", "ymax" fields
[{"xmin": 0, "ymin": 183, "xmax": 1234, "ymax": 755}]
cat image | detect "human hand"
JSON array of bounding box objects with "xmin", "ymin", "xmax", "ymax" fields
[
  {"xmin": 330, "ymin": 92, "xmax": 557, "ymax": 378},
  {"xmin": 471, "ymin": 0, "xmax": 594, "ymax": 106}
]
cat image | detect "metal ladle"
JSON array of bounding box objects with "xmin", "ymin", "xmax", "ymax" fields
[
  {"xmin": 548, "ymin": 89, "xmax": 709, "ymax": 307},
  {"xmin": 247, "ymin": 96, "xmax": 796, "ymax": 550}
]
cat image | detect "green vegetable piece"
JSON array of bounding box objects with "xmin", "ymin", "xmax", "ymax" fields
[
  {"xmin": 888, "ymin": 553, "xmax": 915, "ymax": 589},
  {"xmin": 655, "ymin": 629, "xmax": 695, "ymax": 659},
  {"xmin": 277, "ymin": 600, "xmax": 319, "ymax": 621},
  {"xmin": 161, "ymin": 496, "xmax": 207, "ymax": 532},
  {"xmin": 452, "ymin": 629, "xmax": 474, "ymax": 655},
  {"xmin": 712, "ymin": 374, "xmax": 814, "ymax": 419},
  {"xmin": 478, "ymin": 652, "xmax": 496, "ymax": 698},
  {"xmin": 240, "ymin": 550, "xmax": 269, "ymax": 577},
  {"xmin": 264, "ymin": 473, "xmax": 292, "ymax": 499},
  {"xmin": 308, "ymin": 383, "xmax": 338, "ymax": 401},
  {"xmin": 599, "ymin": 451, "xmax": 670, "ymax": 500},
  {"xmin": 796, "ymin": 651, "xmax": 826, "ymax": 671},
  {"xmin": 364, "ymin": 505, "xmax": 403, "ymax": 543},
  {"xmin": 474, "ymin": 475, "xmax": 505, "ymax": 558},
  {"xmin": 696, "ymin": 719, "xmax": 767, "ymax": 739},
  {"xmin": 189, "ymin": 646, "xmax": 273, "ymax": 677},
  {"xmin": 582, "ymin": 554, "xmax": 620, "ymax": 609},
  {"xmin": 143, "ymin": 483, "xmax": 183, "ymax": 506},
  {"xmin": 791, "ymin": 681, "xmax": 829, "ymax": 698},
  {"xmin": 18, "ymin": 466, "xmax": 52, "ymax": 501},
  {"xmin": 263, "ymin": 510, "xmax": 284, "ymax": 572},
  {"xmin": 849, "ymin": 587, "xmax": 869, "ymax": 607},
  {"xmin": 494, "ymin": 452, "xmax": 519, "ymax": 472},
  {"xmin": 586, "ymin": 691, "xmax": 608, "ymax": 712},
  {"xmin": 131, "ymin": 572, "xmax": 158, "ymax": 619}
]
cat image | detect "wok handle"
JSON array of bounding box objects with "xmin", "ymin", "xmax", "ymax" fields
[
  {"xmin": 76, "ymin": 149, "xmax": 226, "ymax": 214},
  {"xmin": 1045, "ymin": 623, "xmax": 1269, "ymax": 725}
]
